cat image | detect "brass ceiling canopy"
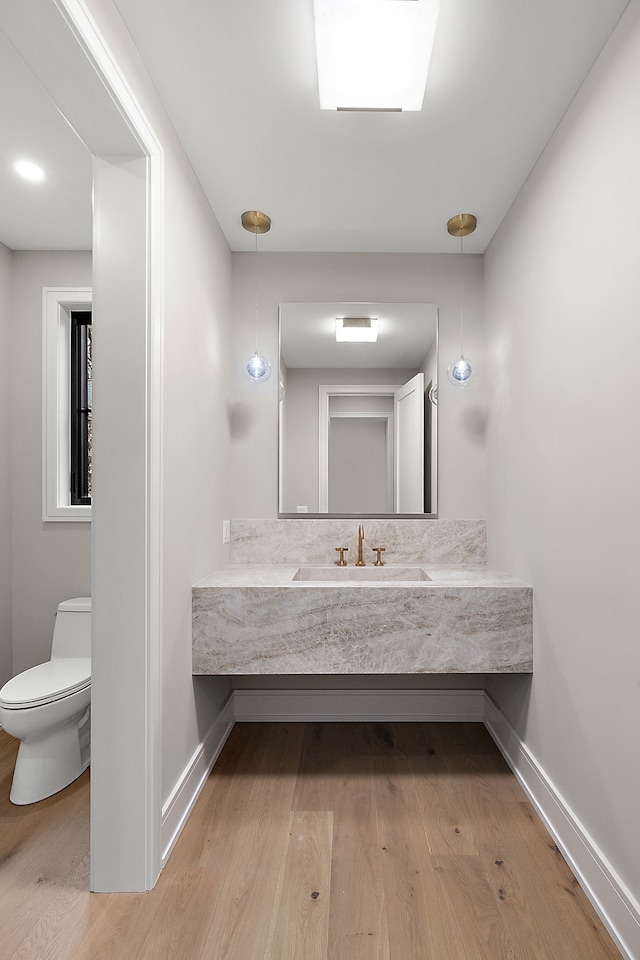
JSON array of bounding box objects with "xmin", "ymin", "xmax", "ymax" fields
[
  {"xmin": 447, "ymin": 213, "xmax": 477, "ymax": 238},
  {"xmin": 241, "ymin": 210, "xmax": 271, "ymax": 234}
]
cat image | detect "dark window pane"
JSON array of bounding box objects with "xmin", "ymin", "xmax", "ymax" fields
[{"xmin": 70, "ymin": 311, "xmax": 92, "ymax": 505}]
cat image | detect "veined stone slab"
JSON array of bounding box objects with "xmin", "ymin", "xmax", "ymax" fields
[
  {"xmin": 230, "ymin": 519, "xmax": 487, "ymax": 565},
  {"xmin": 192, "ymin": 564, "xmax": 532, "ymax": 676}
]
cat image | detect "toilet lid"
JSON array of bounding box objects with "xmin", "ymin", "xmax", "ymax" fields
[{"xmin": 0, "ymin": 658, "xmax": 91, "ymax": 708}]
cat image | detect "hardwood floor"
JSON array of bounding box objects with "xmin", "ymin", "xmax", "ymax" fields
[{"xmin": 0, "ymin": 722, "xmax": 624, "ymax": 960}]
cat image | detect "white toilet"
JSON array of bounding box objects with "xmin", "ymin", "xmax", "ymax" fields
[{"xmin": 0, "ymin": 597, "xmax": 91, "ymax": 805}]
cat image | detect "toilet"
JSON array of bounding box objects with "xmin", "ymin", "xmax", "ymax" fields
[{"xmin": 0, "ymin": 597, "xmax": 91, "ymax": 805}]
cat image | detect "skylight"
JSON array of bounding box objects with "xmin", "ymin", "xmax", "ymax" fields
[{"xmin": 313, "ymin": 0, "xmax": 440, "ymax": 111}]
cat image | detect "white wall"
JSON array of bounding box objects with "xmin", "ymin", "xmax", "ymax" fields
[
  {"xmin": 484, "ymin": 0, "xmax": 640, "ymax": 906},
  {"xmin": 329, "ymin": 417, "xmax": 388, "ymax": 513},
  {"xmin": 11, "ymin": 252, "xmax": 92, "ymax": 674},
  {"xmin": 281, "ymin": 367, "xmax": 415, "ymax": 513},
  {"xmin": 160, "ymin": 145, "xmax": 233, "ymax": 801},
  {"xmin": 230, "ymin": 252, "xmax": 486, "ymax": 521},
  {"xmin": 0, "ymin": 242, "xmax": 12, "ymax": 686}
]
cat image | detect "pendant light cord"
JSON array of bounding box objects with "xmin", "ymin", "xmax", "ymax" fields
[{"xmin": 253, "ymin": 226, "xmax": 259, "ymax": 354}]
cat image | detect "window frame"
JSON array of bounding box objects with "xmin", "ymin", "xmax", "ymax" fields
[{"xmin": 42, "ymin": 287, "xmax": 92, "ymax": 521}]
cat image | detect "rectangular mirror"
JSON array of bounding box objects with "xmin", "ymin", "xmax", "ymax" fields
[{"xmin": 279, "ymin": 302, "xmax": 438, "ymax": 517}]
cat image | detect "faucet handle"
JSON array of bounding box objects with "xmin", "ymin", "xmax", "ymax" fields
[
  {"xmin": 335, "ymin": 547, "xmax": 349, "ymax": 566},
  {"xmin": 372, "ymin": 546, "xmax": 386, "ymax": 566}
]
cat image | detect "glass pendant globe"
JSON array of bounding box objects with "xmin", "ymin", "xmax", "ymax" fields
[
  {"xmin": 447, "ymin": 356, "xmax": 473, "ymax": 387},
  {"xmin": 244, "ymin": 351, "xmax": 272, "ymax": 383}
]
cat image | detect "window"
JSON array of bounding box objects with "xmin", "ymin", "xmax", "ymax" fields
[
  {"xmin": 43, "ymin": 288, "xmax": 92, "ymax": 521},
  {"xmin": 70, "ymin": 311, "xmax": 92, "ymax": 505}
]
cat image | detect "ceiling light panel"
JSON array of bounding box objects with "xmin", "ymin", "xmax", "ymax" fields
[
  {"xmin": 336, "ymin": 317, "xmax": 379, "ymax": 342},
  {"xmin": 313, "ymin": 0, "xmax": 440, "ymax": 111}
]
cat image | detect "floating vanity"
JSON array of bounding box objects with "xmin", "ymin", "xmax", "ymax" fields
[{"xmin": 192, "ymin": 520, "xmax": 533, "ymax": 676}]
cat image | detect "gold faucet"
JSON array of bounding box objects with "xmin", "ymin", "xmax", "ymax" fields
[{"xmin": 356, "ymin": 524, "xmax": 366, "ymax": 566}]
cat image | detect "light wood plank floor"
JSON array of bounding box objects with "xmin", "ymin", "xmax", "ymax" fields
[{"xmin": 0, "ymin": 722, "xmax": 624, "ymax": 960}]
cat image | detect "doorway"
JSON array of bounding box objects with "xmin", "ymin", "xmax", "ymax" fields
[
  {"xmin": 318, "ymin": 374, "xmax": 425, "ymax": 513},
  {"xmin": 1, "ymin": 0, "xmax": 163, "ymax": 891}
]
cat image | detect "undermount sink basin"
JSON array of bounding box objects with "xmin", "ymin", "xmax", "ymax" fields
[{"xmin": 293, "ymin": 565, "xmax": 432, "ymax": 582}]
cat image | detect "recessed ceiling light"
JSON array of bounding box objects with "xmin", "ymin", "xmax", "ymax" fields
[
  {"xmin": 313, "ymin": 0, "xmax": 440, "ymax": 112},
  {"xmin": 336, "ymin": 317, "xmax": 379, "ymax": 342},
  {"xmin": 14, "ymin": 160, "xmax": 45, "ymax": 182}
]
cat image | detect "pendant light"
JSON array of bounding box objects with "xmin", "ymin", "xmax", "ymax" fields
[
  {"xmin": 446, "ymin": 213, "xmax": 477, "ymax": 388},
  {"xmin": 241, "ymin": 210, "xmax": 272, "ymax": 383}
]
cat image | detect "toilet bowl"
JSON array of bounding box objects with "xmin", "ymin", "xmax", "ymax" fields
[{"xmin": 0, "ymin": 597, "xmax": 91, "ymax": 804}]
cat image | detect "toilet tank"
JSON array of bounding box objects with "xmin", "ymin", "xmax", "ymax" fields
[{"xmin": 51, "ymin": 597, "xmax": 92, "ymax": 659}]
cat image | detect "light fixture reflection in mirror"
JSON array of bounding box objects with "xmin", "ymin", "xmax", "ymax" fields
[
  {"xmin": 335, "ymin": 317, "xmax": 379, "ymax": 342},
  {"xmin": 279, "ymin": 302, "xmax": 438, "ymax": 518}
]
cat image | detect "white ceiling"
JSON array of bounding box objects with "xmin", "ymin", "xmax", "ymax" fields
[
  {"xmin": 0, "ymin": 0, "xmax": 140, "ymax": 251},
  {"xmin": 0, "ymin": 0, "xmax": 631, "ymax": 253},
  {"xmin": 0, "ymin": 31, "xmax": 93, "ymax": 250}
]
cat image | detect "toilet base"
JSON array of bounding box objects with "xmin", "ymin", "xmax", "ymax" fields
[{"xmin": 9, "ymin": 707, "xmax": 90, "ymax": 805}]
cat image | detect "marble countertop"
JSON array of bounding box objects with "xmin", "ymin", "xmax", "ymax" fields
[
  {"xmin": 192, "ymin": 563, "xmax": 533, "ymax": 676},
  {"xmin": 193, "ymin": 562, "xmax": 529, "ymax": 589}
]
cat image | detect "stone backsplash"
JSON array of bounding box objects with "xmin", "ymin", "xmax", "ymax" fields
[{"xmin": 230, "ymin": 519, "xmax": 487, "ymax": 565}]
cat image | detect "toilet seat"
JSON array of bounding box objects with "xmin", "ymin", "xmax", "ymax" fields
[{"xmin": 0, "ymin": 658, "xmax": 91, "ymax": 709}]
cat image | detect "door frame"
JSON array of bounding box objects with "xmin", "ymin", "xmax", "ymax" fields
[
  {"xmin": 318, "ymin": 384, "xmax": 400, "ymax": 512},
  {"xmin": 56, "ymin": 0, "xmax": 164, "ymax": 891}
]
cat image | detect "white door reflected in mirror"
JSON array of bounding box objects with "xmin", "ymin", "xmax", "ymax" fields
[{"xmin": 394, "ymin": 372, "xmax": 424, "ymax": 513}]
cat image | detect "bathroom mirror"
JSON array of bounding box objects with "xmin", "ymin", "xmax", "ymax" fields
[{"xmin": 279, "ymin": 302, "xmax": 438, "ymax": 517}]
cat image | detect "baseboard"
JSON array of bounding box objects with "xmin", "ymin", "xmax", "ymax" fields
[
  {"xmin": 233, "ymin": 687, "xmax": 485, "ymax": 722},
  {"xmin": 484, "ymin": 693, "xmax": 640, "ymax": 960},
  {"xmin": 161, "ymin": 692, "xmax": 235, "ymax": 867}
]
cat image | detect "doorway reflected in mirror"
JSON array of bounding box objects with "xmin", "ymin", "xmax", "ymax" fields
[{"xmin": 279, "ymin": 302, "xmax": 438, "ymax": 517}]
